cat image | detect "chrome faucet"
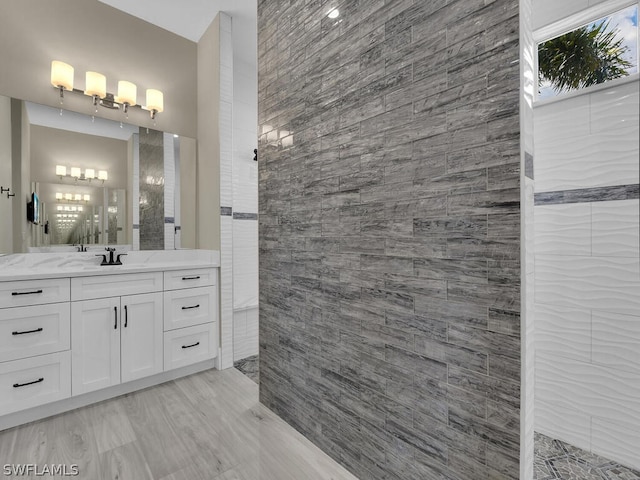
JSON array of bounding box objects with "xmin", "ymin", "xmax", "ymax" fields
[{"xmin": 96, "ymin": 247, "xmax": 127, "ymax": 266}]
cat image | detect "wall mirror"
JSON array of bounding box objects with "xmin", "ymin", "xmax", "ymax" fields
[{"xmin": 0, "ymin": 97, "xmax": 196, "ymax": 254}]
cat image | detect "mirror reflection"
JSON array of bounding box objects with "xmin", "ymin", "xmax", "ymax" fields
[{"xmin": 0, "ymin": 98, "xmax": 196, "ymax": 254}]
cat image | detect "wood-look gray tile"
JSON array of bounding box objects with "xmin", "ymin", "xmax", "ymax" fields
[{"xmin": 259, "ymin": 0, "xmax": 521, "ymax": 477}]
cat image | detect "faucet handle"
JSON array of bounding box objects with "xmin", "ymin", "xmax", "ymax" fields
[
  {"xmin": 115, "ymin": 253, "xmax": 127, "ymax": 265},
  {"xmin": 105, "ymin": 247, "xmax": 115, "ymax": 252}
]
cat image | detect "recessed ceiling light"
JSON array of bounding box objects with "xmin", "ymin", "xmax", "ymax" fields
[{"xmin": 327, "ymin": 8, "xmax": 339, "ymax": 19}]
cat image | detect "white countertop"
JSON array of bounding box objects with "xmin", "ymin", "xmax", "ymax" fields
[{"xmin": 0, "ymin": 250, "xmax": 220, "ymax": 281}]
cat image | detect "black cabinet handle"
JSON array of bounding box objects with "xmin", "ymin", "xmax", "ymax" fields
[
  {"xmin": 12, "ymin": 327, "xmax": 43, "ymax": 336},
  {"xmin": 114, "ymin": 306, "xmax": 118, "ymax": 329},
  {"xmin": 13, "ymin": 377, "xmax": 44, "ymax": 388},
  {"xmin": 181, "ymin": 341, "xmax": 200, "ymax": 349},
  {"xmin": 181, "ymin": 276, "xmax": 200, "ymax": 281},
  {"xmin": 124, "ymin": 305, "xmax": 128, "ymax": 328},
  {"xmin": 11, "ymin": 289, "xmax": 43, "ymax": 296},
  {"xmin": 181, "ymin": 304, "xmax": 200, "ymax": 310}
]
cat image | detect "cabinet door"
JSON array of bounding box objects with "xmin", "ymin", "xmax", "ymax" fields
[
  {"xmin": 71, "ymin": 297, "xmax": 120, "ymax": 395},
  {"xmin": 120, "ymin": 292, "xmax": 163, "ymax": 383}
]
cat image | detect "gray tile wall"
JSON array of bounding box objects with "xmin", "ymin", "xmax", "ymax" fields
[
  {"xmin": 139, "ymin": 128, "xmax": 165, "ymax": 251},
  {"xmin": 258, "ymin": 1, "xmax": 521, "ymax": 479}
]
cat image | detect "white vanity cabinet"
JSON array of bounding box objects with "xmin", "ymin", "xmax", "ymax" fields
[
  {"xmin": 0, "ymin": 254, "xmax": 219, "ymax": 429},
  {"xmin": 71, "ymin": 292, "xmax": 163, "ymax": 395},
  {"xmin": 0, "ymin": 278, "xmax": 71, "ymax": 416},
  {"xmin": 162, "ymin": 268, "xmax": 218, "ymax": 371}
]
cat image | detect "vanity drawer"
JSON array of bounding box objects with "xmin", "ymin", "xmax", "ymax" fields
[
  {"xmin": 0, "ymin": 278, "xmax": 70, "ymax": 309},
  {"xmin": 163, "ymin": 286, "xmax": 217, "ymax": 331},
  {"xmin": 0, "ymin": 303, "xmax": 70, "ymax": 363},
  {"xmin": 163, "ymin": 268, "xmax": 216, "ymax": 291},
  {"xmin": 164, "ymin": 323, "xmax": 216, "ymax": 371},
  {"xmin": 0, "ymin": 351, "xmax": 71, "ymax": 416},
  {"xmin": 71, "ymin": 272, "xmax": 163, "ymax": 301}
]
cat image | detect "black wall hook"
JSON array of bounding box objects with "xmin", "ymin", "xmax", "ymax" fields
[
  {"xmin": 1, "ymin": 186, "xmax": 14, "ymax": 198},
  {"xmin": 253, "ymin": 148, "xmax": 258, "ymax": 162}
]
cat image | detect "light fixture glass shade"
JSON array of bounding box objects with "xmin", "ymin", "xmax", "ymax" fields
[
  {"xmin": 55, "ymin": 165, "xmax": 67, "ymax": 176},
  {"xmin": 74, "ymin": 194, "xmax": 82, "ymax": 201},
  {"xmin": 64, "ymin": 193, "xmax": 72, "ymax": 201},
  {"xmin": 83, "ymin": 194, "xmax": 90, "ymax": 202},
  {"xmin": 57, "ymin": 205, "xmax": 63, "ymax": 211},
  {"xmin": 77, "ymin": 206, "xmax": 83, "ymax": 212},
  {"xmin": 85, "ymin": 72, "xmax": 106, "ymax": 98},
  {"xmin": 116, "ymin": 81, "xmax": 137, "ymax": 106},
  {"xmin": 55, "ymin": 193, "xmax": 63, "ymax": 200},
  {"xmin": 98, "ymin": 170, "xmax": 108, "ymax": 181},
  {"xmin": 85, "ymin": 168, "xmax": 95, "ymax": 179},
  {"xmin": 146, "ymin": 89, "xmax": 164, "ymax": 113},
  {"xmin": 51, "ymin": 61, "xmax": 74, "ymax": 90},
  {"xmin": 70, "ymin": 167, "xmax": 81, "ymax": 178}
]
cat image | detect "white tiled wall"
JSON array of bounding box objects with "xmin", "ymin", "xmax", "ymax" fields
[
  {"xmin": 233, "ymin": 307, "xmax": 259, "ymax": 362},
  {"xmin": 219, "ymin": 12, "xmax": 234, "ymax": 370},
  {"xmin": 533, "ymin": 0, "xmax": 612, "ymax": 29},
  {"xmin": 534, "ymin": 81, "xmax": 639, "ymax": 193},
  {"xmin": 231, "ymin": 51, "xmax": 259, "ymax": 361},
  {"xmin": 534, "ymin": 75, "xmax": 640, "ymax": 467}
]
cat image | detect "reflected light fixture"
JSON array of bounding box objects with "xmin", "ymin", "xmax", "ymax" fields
[
  {"xmin": 56, "ymin": 193, "xmax": 91, "ymax": 203},
  {"xmin": 327, "ymin": 8, "xmax": 339, "ymax": 18},
  {"xmin": 50, "ymin": 61, "xmax": 164, "ymax": 121},
  {"xmin": 55, "ymin": 165, "xmax": 108, "ymax": 184}
]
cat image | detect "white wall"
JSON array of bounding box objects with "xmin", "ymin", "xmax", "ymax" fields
[
  {"xmin": 0, "ymin": 96, "xmax": 12, "ymax": 254},
  {"xmin": 532, "ymin": 4, "xmax": 640, "ymax": 464}
]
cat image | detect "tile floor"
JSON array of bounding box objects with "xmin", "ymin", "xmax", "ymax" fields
[
  {"xmin": 0, "ymin": 368, "xmax": 357, "ymax": 480},
  {"xmin": 535, "ymin": 432, "xmax": 640, "ymax": 480},
  {"xmin": 233, "ymin": 355, "xmax": 259, "ymax": 384}
]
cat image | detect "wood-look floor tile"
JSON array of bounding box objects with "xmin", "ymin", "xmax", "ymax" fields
[
  {"xmin": 0, "ymin": 368, "xmax": 358, "ymax": 480},
  {"xmin": 98, "ymin": 441, "xmax": 153, "ymax": 480},
  {"xmin": 79, "ymin": 398, "xmax": 137, "ymax": 454}
]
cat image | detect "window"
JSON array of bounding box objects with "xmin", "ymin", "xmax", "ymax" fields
[{"xmin": 537, "ymin": 4, "xmax": 638, "ymax": 100}]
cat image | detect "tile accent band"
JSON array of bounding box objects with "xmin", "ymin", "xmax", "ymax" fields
[
  {"xmin": 220, "ymin": 206, "xmax": 233, "ymax": 216},
  {"xmin": 233, "ymin": 212, "xmax": 258, "ymax": 220},
  {"xmin": 525, "ymin": 152, "xmax": 534, "ymax": 180},
  {"xmin": 534, "ymin": 184, "xmax": 639, "ymax": 205}
]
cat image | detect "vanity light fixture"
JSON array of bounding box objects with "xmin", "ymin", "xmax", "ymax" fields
[
  {"xmin": 50, "ymin": 61, "xmax": 164, "ymax": 120},
  {"xmin": 145, "ymin": 89, "xmax": 164, "ymax": 120},
  {"xmin": 51, "ymin": 61, "xmax": 74, "ymax": 102},
  {"xmin": 55, "ymin": 165, "xmax": 108, "ymax": 184}
]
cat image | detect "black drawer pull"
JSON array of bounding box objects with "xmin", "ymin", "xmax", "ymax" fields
[
  {"xmin": 11, "ymin": 289, "xmax": 43, "ymax": 296},
  {"xmin": 13, "ymin": 377, "xmax": 44, "ymax": 388},
  {"xmin": 12, "ymin": 327, "xmax": 43, "ymax": 336},
  {"xmin": 181, "ymin": 304, "xmax": 200, "ymax": 310},
  {"xmin": 181, "ymin": 276, "xmax": 201, "ymax": 281},
  {"xmin": 124, "ymin": 305, "xmax": 128, "ymax": 328},
  {"xmin": 114, "ymin": 306, "xmax": 118, "ymax": 329},
  {"xmin": 182, "ymin": 341, "xmax": 200, "ymax": 349}
]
